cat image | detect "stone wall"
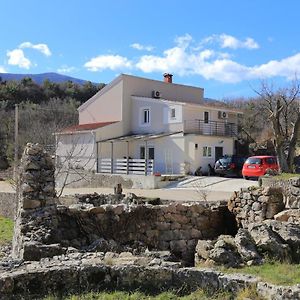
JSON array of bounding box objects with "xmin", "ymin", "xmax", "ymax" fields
[
  {"xmin": 12, "ymin": 143, "xmax": 234, "ymax": 265},
  {"xmin": 227, "ymin": 186, "xmax": 285, "ymax": 228},
  {"xmin": 12, "ymin": 143, "xmax": 56, "ymax": 259},
  {"xmin": 0, "ymin": 253, "xmax": 299, "ymax": 300},
  {"xmin": 0, "ymin": 193, "xmax": 16, "ymax": 219},
  {"xmin": 14, "ymin": 201, "xmax": 230, "ymax": 264},
  {"xmin": 261, "ymin": 176, "xmax": 300, "ymax": 208}
]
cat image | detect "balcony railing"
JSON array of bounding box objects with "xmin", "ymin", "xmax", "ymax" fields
[{"xmin": 183, "ymin": 119, "xmax": 238, "ymax": 137}]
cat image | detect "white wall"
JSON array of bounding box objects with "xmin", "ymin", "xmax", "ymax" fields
[
  {"xmin": 79, "ymin": 80, "xmax": 123, "ymax": 124},
  {"xmin": 184, "ymin": 135, "xmax": 234, "ymax": 173},
  {"xmin": 56, "ymin": 132, "xmax": 97, "ymax": 171},
  {"xmin": 131, "ymin": 97, "xmax": 183, "ymax": 134}
]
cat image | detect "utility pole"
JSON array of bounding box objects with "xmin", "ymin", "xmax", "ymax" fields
[{"xmin": 14, "ymin": 104, "xmax": 19, "ymax": 181}]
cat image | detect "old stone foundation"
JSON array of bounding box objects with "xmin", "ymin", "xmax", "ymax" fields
[{"xmin": 3, "ymin": 143, "xmax": 300, "ymax": 299}]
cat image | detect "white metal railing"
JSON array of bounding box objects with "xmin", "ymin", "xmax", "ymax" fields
[{"xmin": 98, "ymin": 158, "xmax": 154, "ymax": 175}]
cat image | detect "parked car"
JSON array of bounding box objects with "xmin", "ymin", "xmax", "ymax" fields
[
  {"xmin": 242, "ymin": 156, "xmax": 279, "ymax": 179},
  {"xmin": 214, "ymin": 155, "xmax": 247, "ymax": 177}
]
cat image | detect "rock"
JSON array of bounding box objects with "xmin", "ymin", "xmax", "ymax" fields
[
  {"xmin": 248, "ymin": 222, "xmax": 291, "ymax": 261},
  {"xmin": 274, "ymin": 209, "xmax": 300, "ymax": 223},
  {"xmin": 251, "ymin": 202, "xmax": 261, "ymax": 211},
  {"xmin": 289, "ymin": 177, "xmax": 300, "ymax": 188},
  {"xmin": 266, "ymin": 220, "xmax": 300, "ymax": 263},
  {"xmin": 195, "ymin": 240, "xmax": 214, "ymax": 261},
  {"xmin": 234, "ymin": 229, "xmax": 261, "ymax": 262},
  {"xmin": 22, "ymin": 199, "xmax": 41, "ymax": 209}
]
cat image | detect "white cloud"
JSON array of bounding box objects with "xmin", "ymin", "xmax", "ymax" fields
[
  {"xmin": 130, "ymin": 43, "xmax": 154, "ymax": 52},
  {"xmin": 19, "ymin": 42, "xmax": 52, "ymax": 56},
  {"xmin": 85, "ymin": 34, "xmax": 300, "ymax": 83},
  {"xmin": 135, "ymin": 34, "xmax": 300, "ymax": 83},
  {"xmin": 57, "ymin": 65, "xmax": 76, "ymax": 73},
  {"xmin": 7, "ymin": 49, "xmax": 32, "ymax": 69},
  {"xmin": 84, "ymin": 54, "xmax": 132, "ymax": 71},
  {"xmin": 202, "ymin": 34, "xmax": 259, "ymax": 50},
  {"xmin": 0, "ymin": 66, "xmax": 7, "ymax": 73}
]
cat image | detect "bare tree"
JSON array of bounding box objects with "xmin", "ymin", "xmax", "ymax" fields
[
  {"xmin": 55, "ymin": 132, "xmax": 97, "ymax": 197},
  {"xmin": 254, "ymin": 79, "xmax": 300, "ymax": 172}
]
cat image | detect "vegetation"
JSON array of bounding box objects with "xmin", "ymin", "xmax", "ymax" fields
[
  {"xmin": 0, "ymin": 77, "xmax": 105, "ymax": 163},
  {"xmin": 216, "ymin": 261, "xmax": 300, "ymax": 286},
  {"xmin": 0, "ymin": 216, "xmax": 14, "ymax": 245},
  {"xmin": 44, "ymin": 288, "xmax": 263, "ymax": 300}
]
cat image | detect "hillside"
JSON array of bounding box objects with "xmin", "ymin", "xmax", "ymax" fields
[{"xmin": 0, "ymin": 72, "xmax": 96, "ymax": 85}]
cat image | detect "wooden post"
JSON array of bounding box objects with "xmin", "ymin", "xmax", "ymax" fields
[
  {"xmin": 126, "ymin": 141, "xmax": 129, "ymax": 175},
  {"xmin": 110, "ymin": 142, "xmax": 114, "ymax": 174},
  {"xmin": 144, "ymin": 140, "xmax": 148, "ymax": 176}
]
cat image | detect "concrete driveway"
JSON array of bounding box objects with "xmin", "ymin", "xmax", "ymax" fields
[
  {"xmin": 166, "ymin": 176, "xmax": 258, "ymax": 192},
  {"xmin": 0, "ymin": 176, "xmax": 258, "ymax": 203}
]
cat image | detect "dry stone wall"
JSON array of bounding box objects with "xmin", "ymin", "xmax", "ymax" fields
[
  {"xmin": 12, "ymin": 143, "xmax": 233, "ymax": 265},
  {"xmin": 227, "ymin": 186, "xmax": 285, "ymax": 228},
  {"xmin": 1, "ymin": 253, "xmax": 299, "ymax": 300},
  {"xmin": 261, "ymin": 176, "xmax": 300, "ymax": 208}
]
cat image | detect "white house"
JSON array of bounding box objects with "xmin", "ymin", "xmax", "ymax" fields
[{"xmin": 56, "ymin": 73, "xmax": 243, "ymax": 176}]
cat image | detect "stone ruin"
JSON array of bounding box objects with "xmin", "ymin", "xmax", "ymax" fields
[
  {"xmin": 11, "ymin": 143, "xmax": 236, "ymax": 264},
  {"xmin": 195, "ymin": 185, "xmax": 300, "ymax": 269},
  {"xmin": 1, "ymin": 143, "xmax": 300, "ymax": 299}
]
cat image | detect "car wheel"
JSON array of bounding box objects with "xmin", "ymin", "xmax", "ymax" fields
[{"xmin": 243, "ymin": 175, "xmax": 249, "ymax": 180}]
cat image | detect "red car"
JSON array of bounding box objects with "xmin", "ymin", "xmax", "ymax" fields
[{"xmin": 242, "ymin": 156, "xmax": 279, "ymax": 179}]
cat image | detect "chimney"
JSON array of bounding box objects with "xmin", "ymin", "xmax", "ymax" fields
[{"xmin": 163, "ymin": 73, "xmax": 173, "ymax": 83}]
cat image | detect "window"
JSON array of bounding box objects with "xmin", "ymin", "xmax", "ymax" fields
[
  {"xmin": 140, "ymin": 146, "xmax": 155, "ymax": 159},
  {"xmin": 141, "ymin": 108, "xmax": 150, "ymax": 124},
  {"xmin": 170, "ymin": 108, "xmax": 176, "ymax": 119},
  {"xmin": 203, "ymin": 146, "xmax": 212, "ymax": 157},
  {"xmin": 204, "ymin": 111, "xmax": 209, "ymax": 124}
]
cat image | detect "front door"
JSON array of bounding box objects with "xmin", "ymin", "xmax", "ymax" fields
[{"xmin": 215, "ymin": 146, "xmax": 223, "ymax": 162}]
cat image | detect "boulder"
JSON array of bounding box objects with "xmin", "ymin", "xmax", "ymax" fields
[
  {"xmin": 266, "ymin": 220, "xmax": 300, "ymax": 263},
  {"xmin": 234, "ymin": 229, "xmax": 261, "ymax": 263},
  {"xmin": 208, "ymin": 235, "xmax": 242, "ymax": 267},
  {"xmin": 248, "ymin": 222, "xmax": 291, "ymax": 261},
  {"xmin": 274, "ymin": 209, "xmax": 300, "ymax": 223}
]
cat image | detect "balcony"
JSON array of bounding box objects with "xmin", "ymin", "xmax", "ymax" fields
[{"xmin": 183, "ymin": 119, "xmax": 238, "ymax": 137}]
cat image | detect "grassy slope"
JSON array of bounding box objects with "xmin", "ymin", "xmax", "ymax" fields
[
  {"xmin": 219, "ymin": 262, "xmax": 300, "ymax": 286},
  {"xmin": 45, "ymin": 289, "xmax": 246, "ymax": 300},
  {"xmin": 0, "ymin": 216, "xmax": 14, "ymax": 245}
]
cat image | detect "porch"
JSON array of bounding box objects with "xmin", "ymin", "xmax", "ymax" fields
[
  {"xmin": 96, "ymin": 132, "xmax": 182, "ymax": 176},
  {"xmin": 98, "ymin": 158, "xmax": 154, "ymax": 175}
]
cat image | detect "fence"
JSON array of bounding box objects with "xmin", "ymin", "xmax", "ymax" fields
[{"xmin": 98, "ymin": 158, "xmax": 154, "ymax": 175}]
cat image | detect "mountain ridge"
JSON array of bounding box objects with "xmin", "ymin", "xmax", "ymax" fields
[{"xmin": 0, "ymin": 72, "xmax": 98, "ymax": 85}]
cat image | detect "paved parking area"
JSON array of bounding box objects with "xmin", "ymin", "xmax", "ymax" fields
[
  {"xmin": 0, "ymin": 176, "xmax": 258, "ymax": 202},
  {"xmin": 167, "ymin": 176, "xmax": 258, "ymax": 192}
]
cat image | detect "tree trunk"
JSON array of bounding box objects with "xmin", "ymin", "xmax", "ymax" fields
[
  {"xmin": 287, "ymin": 114, "xmax": 300, "ymax": 171},
  {"xmin": 276, "ymin": 144, "xmax": 290, "ymax": 172}
]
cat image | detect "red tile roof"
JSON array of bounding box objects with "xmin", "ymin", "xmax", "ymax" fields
[{"xmin": 60, "ymin": 121, "xmax": 117, "ymax": 133}]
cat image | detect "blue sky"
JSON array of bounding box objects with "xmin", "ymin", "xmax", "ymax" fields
[{"xmin": 0, "ymin": 0, "xmax": 299, "ymax": 99}]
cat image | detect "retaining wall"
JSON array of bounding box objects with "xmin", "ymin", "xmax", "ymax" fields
[{"xmin": 0, "ymin": 257, "xmax": 299, "ymax": 300}]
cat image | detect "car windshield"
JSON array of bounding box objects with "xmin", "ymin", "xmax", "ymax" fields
[
  {"xmin": 219, "ymin": 157, "xmax": 232, "ymax": 164},
  {"xmin": 245, "ymin": 158, "xmax": 262, "ymax": 165}
]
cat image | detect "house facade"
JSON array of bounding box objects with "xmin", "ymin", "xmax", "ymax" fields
[{"xmin": 56, "ymin": 73, "xmax": 243, "ymax": 176}]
